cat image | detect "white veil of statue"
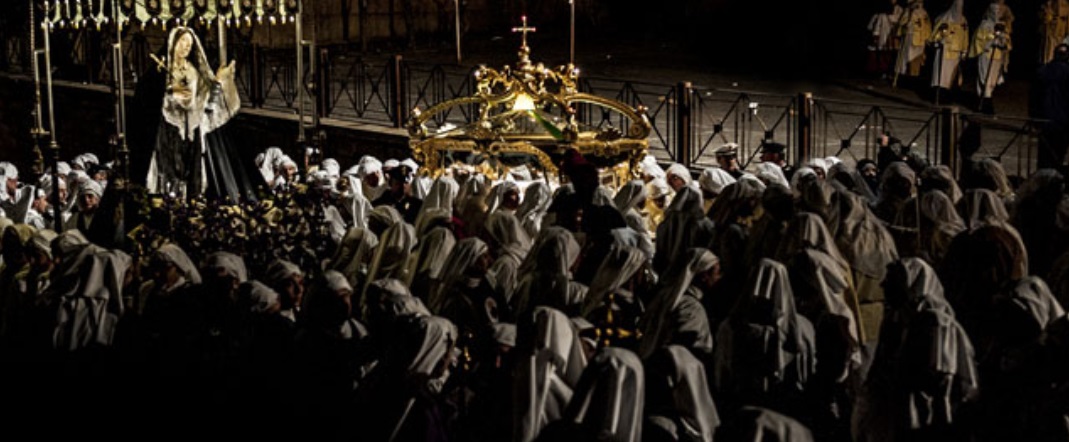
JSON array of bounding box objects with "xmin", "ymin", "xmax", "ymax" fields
[{"xmin": 146, "ymin": 26, "xmax": 250, "ymax": 201}]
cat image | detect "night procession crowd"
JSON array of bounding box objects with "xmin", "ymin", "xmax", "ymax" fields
[{"xmin": 0, "ymin": 139, "xmax": 1066, "ymax": 442}]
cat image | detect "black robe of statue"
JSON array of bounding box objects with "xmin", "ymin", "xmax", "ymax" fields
[{"xmin": 138, "ymin": 44, "xmax": 258, "ymax": 203}]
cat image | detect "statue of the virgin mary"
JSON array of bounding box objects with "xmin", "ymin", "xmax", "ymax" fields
[{"xmin": 145, "ymin": 26, "xmax": 256, "ymax": 201}]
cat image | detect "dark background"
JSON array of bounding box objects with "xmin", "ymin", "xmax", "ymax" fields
[
  {"xmin": 0, "ymin": 1, "xmax": 1044, "ymax": 79},
  {"xmin": 0, "ymin": 0, "xmax": 1046, "ymax": 176}
]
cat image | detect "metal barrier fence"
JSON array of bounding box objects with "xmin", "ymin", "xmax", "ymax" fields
[
  {"xmin": 809, "ymin": 99, "xmax": 946, "ymax": 167},
  {"xmin": 689, "ymin": 88, "xmax": 796, "ymax": 170},
  {"xmin": 577, "ymin": 77, "xmax": 676, "ymax": 161},
  {"xmin": 6, "ymin": 30, "xmax": 1046, "ymax": 177},
  {"xmin": 958, "ymin": 114, "xmax": 1041, "ymax": 179}
]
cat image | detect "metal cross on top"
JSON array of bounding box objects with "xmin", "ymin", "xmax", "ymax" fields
[{"xmin": 511, "ymin": 15, "xmax": 537, "ymax": 49}]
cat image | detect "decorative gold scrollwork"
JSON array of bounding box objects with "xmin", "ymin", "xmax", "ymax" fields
[{"xmin": 407, "ymin": 19, "xmax": 650, "ymax": 181}]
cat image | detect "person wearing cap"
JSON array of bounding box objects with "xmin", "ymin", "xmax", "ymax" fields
[
  {"xmin": 137, "ymin": 244, "xmax": 196, "ymax": 323},
  {"xmin": 321, "ymin": 158, "xmax": 341, "ymax": 182},
  {"xmin": 71, "ymin": 154, "xmax": 92, "ymax": 171},
  {"xmin": 41, "ymin": 176, "xmax": 70, "ymax": 229},
  {"xmin": 517, "ymin": 181, "xmax": 552, "ymax": 239},
  {"xmin": 0, "ymin": 162, "xmax": 20, "ymax": 214},
  {"xmin": 639, "ymin": 248, "xmax": 720, "ymax": 359},
  {"xmin": 265, "ymin": 259, "xmax": 305, "ymax": 323},
  {"xmin": 399, "ymin": 158, "xmax": 419, "ymax": 176},
  {"xmin": 15, "ymin": 229, "xmax": 58, "ymax": 312},
  {"xmin": 399, "ymin": 158, "xmax": 431, "ymax": 200},
  {"xmin": 759, "ymin": 142, "xmax": 786, "ymax": 166},
  {"xmin": 715, "ymin": 143, "xmax": 744, "ymax": 179},
  {"xmin": 272, "ymin": 156, "xmax": 299, "ymax": 193},
  {"xmin": 357, "ymin": 156, "xmax": 387, "ymax": 201},
  {"xmin": 698, "ymin": 166, "xmax": 737, "ymax": 213},
  {"xmin": 87, "ymin": 163, "xmax": 110, "ymax": 188},
  {"xmin": 665, "ymin": 164, "xmax": 695, "ymax": 193},
  {"xmin": 857, "ymin": 159, "xmax": 882, "ymax": 196},
  {"xmin": 806, "ymin": 157, "xmax": 829, "ymax": 180},
  {"xmin": 24, "ymin": 188, "xmax": 47, "ymax": 230},
  {"xmin": 485, "ymin": 181, "xmax": 522, "ymax": 215},
  {"xmin": 654, "ymin": 168, "xmax": 715, "ymax": 275},
  {"xmin": 68, "ymin": 170, "xmax": 119, "ymax": 247},
  {"xmin": 380, "ymin": 159, "xmax": 401, "ymax": 190},
  {"xmin": 645, "ymin": 178, "xmax": 672, "ymax": 233},
  {"xmin": 0, "ymin": 163, "xmax": 40, "ymax": 227},
  {"xmin": 228, "ymin": 278, "xmax": 299, "ymax": 429},
  {"xmin": 760, "ymin": 142, "xmax": 795, "ymax": 180},
  {"xmin": 308, "ymin": 169, "xmax": 335, "ymax": 195},
  {"xmin": 640, "ymin": 155, "xmax": 667, "ymax": 183},
  {"xmin": 876, "ymin": 132, "xmax": 909, "ymax": 172},
  {"xmin": 256, "ymin": 147, "xmax": 285, "ymax": 187},
  {"xmin": 304, "ymin": 170, "xmax": 348, "ymax": 244},
  {"xmin": 547, "ymin": 149, "xmax": 627, "ymax": 242},
  {"xmin": 509, "ymin": 164, "xmax": 533, "ymax": 182},
  {"xmin": 372, "ymin": 166, "xmax": 423, "ymax": 225},
  {"xmin": 199, "ymin": 252, "xmax": 247, "ymax": 328},
  {"xmin": 64, "ymin": 180, "xmax": 103, "ymax": 234},
  {"xmin": 136, "ymin": 244, "xmax": 208, "ymax": 379},
  {"xmin": 382, "ymin": 158, "xmax": 400, "ymax": 172},
  {"xmin": 54, "ymin": 161, "xmax": 71, "ymax": 178}
]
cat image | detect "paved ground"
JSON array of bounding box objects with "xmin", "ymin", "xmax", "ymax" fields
[
  {"xmin": 7, "ymin": 28, "xmax": 1046, "ymax": 177},
  {"xmin": 371, "ymin": 33, "xmax": 1042, "ymax": 175},
  {"xmin": 391, "ymin": 33, "xmax": 1036, "ymax": 118}
]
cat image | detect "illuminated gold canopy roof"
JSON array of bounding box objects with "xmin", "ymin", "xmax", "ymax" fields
[{"xmin": 407, "ymin": 18, "xmax": 651, "ymax": 179}]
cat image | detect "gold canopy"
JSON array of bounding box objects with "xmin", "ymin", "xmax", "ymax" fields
[{"xmin": 407, "ymin": 21, "xmax": 651, "ymax": 180}]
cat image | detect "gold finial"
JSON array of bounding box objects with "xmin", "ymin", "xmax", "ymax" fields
[
  {"xmin": 511, "ymin": 15, "xmax": 537, "ymax": 49},
  {"xmin": 511, "ymin": 15, "xmax": 537, "ymax": 67}
]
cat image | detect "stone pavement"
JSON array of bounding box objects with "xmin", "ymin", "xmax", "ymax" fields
[
  {"xmin": 391, "ymin": 32, "xmax": 1036, "ymax": 119},
  {"xmin": 374, "ymin": 32, "xmax": 1043, "ymax": 175}
]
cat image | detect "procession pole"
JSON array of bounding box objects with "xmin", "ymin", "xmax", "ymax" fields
[
  {"xmin": 43, "ymin": 2, "xmax": 63, "ymax": 231},
  {"xmin": 311, "ymin": 0, "xmax": 321, "ymax": 164},
  {"xmin": 454, "ymin": 0, "xmax": 461, "ymax": 64},
  {"xmin": 113, "ymin": 0, "xmax": 129, "ymax": 188},
  {"xmin": 569, "ymin": 0, "xmax": 575, "ymax": 65},
  {"xmin": 296, "ymin": 0, "xmax": 305, "ymax": 142},
  {"xmin": 31, "ymin": 0, "xmax": 47, "ymax": 180}
]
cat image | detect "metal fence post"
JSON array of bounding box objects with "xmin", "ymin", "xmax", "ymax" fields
[
  {"xmin": 676, "ymin": 81, "xmax": 692, "ymax": 168},
  {"xmin": 390, "ymin": 54, "xmax": 406, "ymax": 128},
  {"xmin": 251, "ymin": 43, "xmax": 264, "ymax": 107},
  {"xmin": 317, "ymin": 47, "xmax": 330, "ymax": 119},
  {"xmin": 82, "ymin": 30, "xmax": 94, "ymax": 84},
  {"xmin": 796, "ymin": 92, "xmax": 812, "ymax": 166},
  {"xmin": 940, "ymin": 106, "xmax": 959, "ymax": 178},
  {"xmin": 360, "ymin": 0, "xmax": 369, "ymax": 52}
]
